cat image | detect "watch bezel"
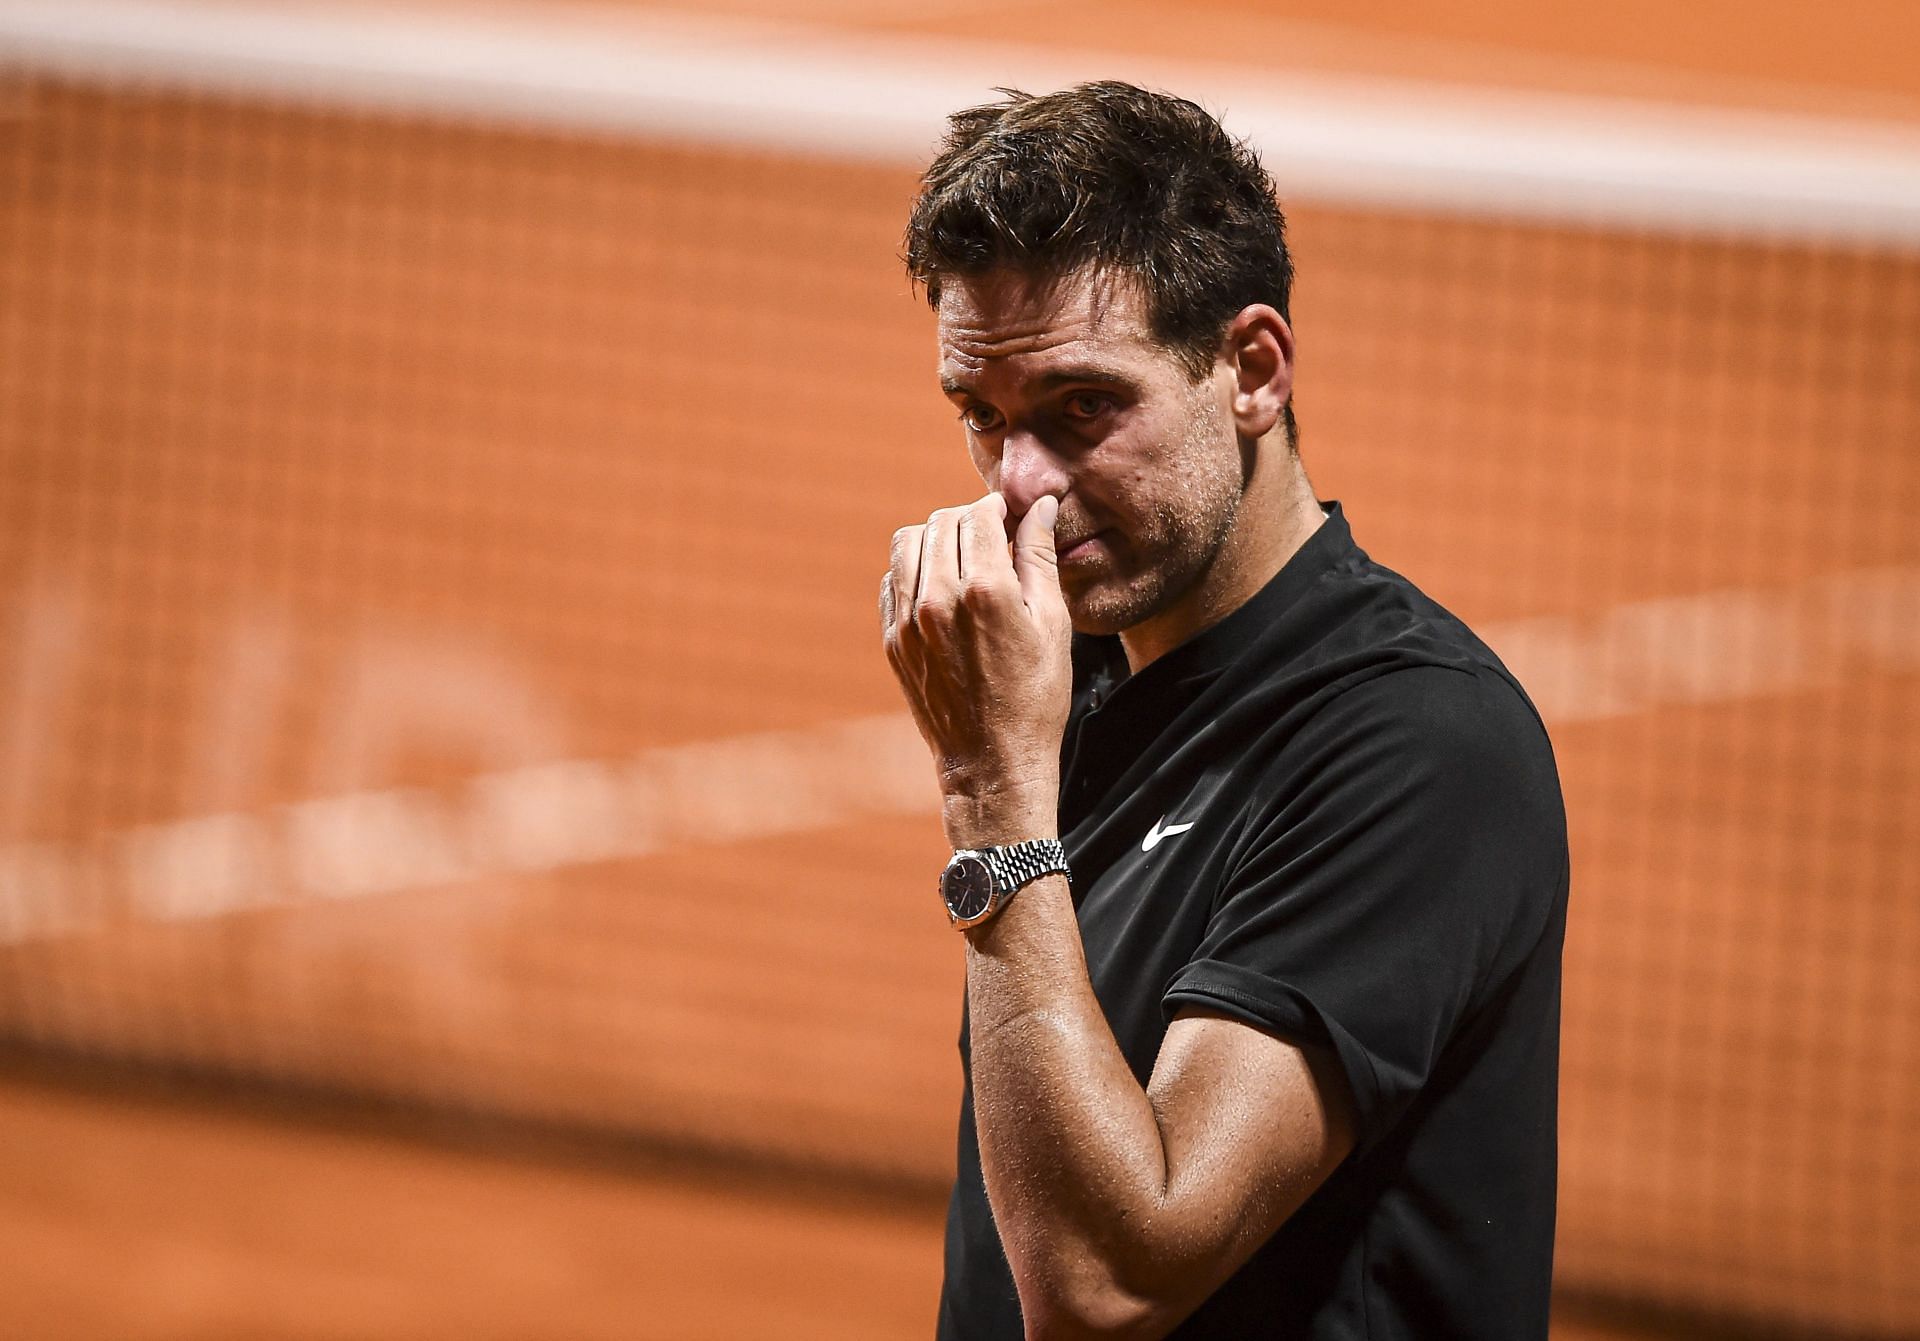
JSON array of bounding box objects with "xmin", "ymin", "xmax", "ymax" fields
[{"xmin": 940, "ymin": 851, "xmax": 999, "ymax": 928}]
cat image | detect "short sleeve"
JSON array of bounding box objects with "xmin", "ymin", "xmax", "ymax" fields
[{"xmin": 1162, "ymin": 664, "xmax": 1567, "ymax": 1147}]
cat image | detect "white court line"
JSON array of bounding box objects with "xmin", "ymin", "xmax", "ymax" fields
[
  {"xmin": 0, "ymin": 711, "xmax": 934, "ymax": 943},
  {"xmin": 1, "ymin": 0, "xmax": 1919, "ymax": 244},
  {"xmin": 0, "ymin": 566, "xmax": 1916, "ymax": 945}
]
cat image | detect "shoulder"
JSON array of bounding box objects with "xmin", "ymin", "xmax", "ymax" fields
[
  {"xmin": 1276, "ymin": 661, "xmax": 1562, "ymax": 826},
  {"xmin": 1329, "ymin": 659, "xmax": 1548, "ymax": 755},
  {"xmin": 1225, "ymin": 652, "xmax": 1567, "ymax": 908},
  {"xmin": 1297, "ymin": 550, "xmax": 1555, "ymax": 762}
]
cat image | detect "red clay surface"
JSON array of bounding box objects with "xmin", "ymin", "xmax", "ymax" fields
[
  {"xmin": 1, "ymin": 11, "xmax": 1917, "ymax": 1335},
  {"xmin": 0, "ymin": 1072, "xmax": 1711, "ymax": 1340}
]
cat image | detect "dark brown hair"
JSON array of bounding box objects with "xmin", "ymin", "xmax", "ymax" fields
[{"xmin": 904, "ymin": 80, "xmax": 1296, "ymax": 442}]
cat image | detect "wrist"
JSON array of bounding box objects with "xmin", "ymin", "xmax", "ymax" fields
[{"xmin": 941, "ymin": 779, "xmax": 1059, "ymax": 849}]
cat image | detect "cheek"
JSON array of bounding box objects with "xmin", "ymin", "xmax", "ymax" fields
[
  {"xmin": 1100, "ymin": 427, "xmax": 1179, "ymax": 510},
  {"xmin": 965, "ymin": 439, "xmax": 996, "ymax": 486}
]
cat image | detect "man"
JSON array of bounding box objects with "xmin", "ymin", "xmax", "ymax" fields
[{"xmin": 881, "ymin": 82, "xmax": 1568, "ymax": 1339}]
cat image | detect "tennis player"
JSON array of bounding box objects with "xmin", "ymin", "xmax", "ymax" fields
[{"xmin": 881, "ymin": 82, "xmax": 1569, "ymax": 1338}]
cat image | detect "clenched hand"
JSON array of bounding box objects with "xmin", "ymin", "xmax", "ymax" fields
[{"xmin": 881, "ymin": 493, "xmax": 1073, "ymax": 846}]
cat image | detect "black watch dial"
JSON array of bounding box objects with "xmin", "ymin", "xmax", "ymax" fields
[{"xmin": 941, "ymin": 854, "xmax": 995, "ymax": 922}]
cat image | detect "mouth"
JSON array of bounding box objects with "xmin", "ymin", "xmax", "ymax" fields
[{"xmin": 1057, "ymin": 531, "xmax": 1107, "ymax": 565}]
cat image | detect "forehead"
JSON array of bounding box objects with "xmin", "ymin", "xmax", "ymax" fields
[{"xmin": 936, "ymin": 269, "xmax": 1163, "ymax": 389}]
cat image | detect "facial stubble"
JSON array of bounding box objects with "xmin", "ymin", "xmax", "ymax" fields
[{"xmin": 1064, "ymin": 384, "xmax": 1245, "ymax": 638}]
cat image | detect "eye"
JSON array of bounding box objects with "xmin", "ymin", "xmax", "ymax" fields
[
  {"xmin": 1062, "ymin": 392, "xmax": 1111, "ymax": 420},
  {"xmin": 959, "ymin": 404, "xmax": 1002, "ymax": 432}
]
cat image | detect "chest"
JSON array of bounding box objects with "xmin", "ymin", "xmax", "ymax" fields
[{"xmin": 1066, "ymin": 760, "xmax": 1249, "ymax": 1082}]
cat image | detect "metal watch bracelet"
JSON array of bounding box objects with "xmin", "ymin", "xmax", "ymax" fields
[
  {"xmin": 983, "ymin": 838, "xmax": 1071, "ymax": 895},
  {"xmin": 941, "ymin": 838, "xmax": 1071, "ymax": 931}
]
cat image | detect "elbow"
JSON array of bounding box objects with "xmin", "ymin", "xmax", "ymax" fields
[
  {"xmin": 1017, "ymin": 1260, "xmax": 1177, "ymax": 1341},
  {"xmin": 1023, "ymin": 1294, "xmax": 1158, "ymax": 1341}
]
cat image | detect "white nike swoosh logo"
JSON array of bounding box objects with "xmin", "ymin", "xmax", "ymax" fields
[{"xmin": 1142, "ymin": 817, "xmax": 1196, "ymax": 852}]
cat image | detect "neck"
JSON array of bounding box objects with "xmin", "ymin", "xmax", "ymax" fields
[{"xmin": 1119, "ymin": 446, "xmax": 1323, "ymax": 673}]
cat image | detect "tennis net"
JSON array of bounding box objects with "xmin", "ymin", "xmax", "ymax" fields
[{"xmin": 1, "ymin": 5, "xmax": 1916, "ymax": 1334}]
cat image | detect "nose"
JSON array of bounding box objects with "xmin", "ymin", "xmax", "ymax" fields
[{"xmin": 995, "ymin": 428, "xmax": 1070, "ymax": 523}]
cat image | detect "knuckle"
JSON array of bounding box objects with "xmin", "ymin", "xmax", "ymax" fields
[
  {"xmin": 913, "ymin": 597, "xmax": 953, "ymax": 633},
  {"xmin": 958, "ymin": 576, "xmax": 1002, "ymax": 609}
]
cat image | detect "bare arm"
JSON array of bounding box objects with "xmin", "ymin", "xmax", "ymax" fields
[
  {"xmin": 885, "ymin": 494, "xmax": 1354, "ymax": 1337},
  {"xmin": 956, "ymin": 851, "xmax": 1353, "ymax": 1338}
]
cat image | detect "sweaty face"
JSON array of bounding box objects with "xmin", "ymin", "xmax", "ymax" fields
[{"xmin": 937, "ymin": 269, "xmax": 1246, "ymax": 637}]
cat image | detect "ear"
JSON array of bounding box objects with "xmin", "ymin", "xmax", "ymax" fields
[{"xmin": 1220, "ymin": 304, "xmax": 1294, "ymax": 442}]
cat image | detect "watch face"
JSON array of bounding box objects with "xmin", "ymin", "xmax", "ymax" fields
[{"xmin": 941, "ymin": 855, "xmax": 995, "ymax": 923}]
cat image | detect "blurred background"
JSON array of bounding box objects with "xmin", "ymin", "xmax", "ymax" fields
[{"xmin": 1, "ymin": 1, "xmax": 1916, "ymax": 1337}]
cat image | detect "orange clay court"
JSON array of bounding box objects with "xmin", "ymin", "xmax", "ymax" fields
[{"xmin": 0, "ymin": 2, "xmax": 1916, "ymax": 1336}]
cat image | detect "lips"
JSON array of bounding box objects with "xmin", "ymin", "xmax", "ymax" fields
[{"xmin": 1057, "ymin": 531, "xmax": 1105, "ymax": 563}]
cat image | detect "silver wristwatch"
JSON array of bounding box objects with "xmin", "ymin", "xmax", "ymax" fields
[{"xmin": 939, "ymin": 838, "xmax": 1071, "ymax": 930}]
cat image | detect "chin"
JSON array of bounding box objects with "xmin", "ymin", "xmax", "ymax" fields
[
  {"xmin": 1067, "ymin": 608, "xmax": 1134, "ymax": 638},
  {"xmin": 1064, "ymin": 575, "xmax": 1167, "ymax": 638}
]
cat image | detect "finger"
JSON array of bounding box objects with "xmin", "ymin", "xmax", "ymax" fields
[
  {"xmin": 878, "ymin": 571, "xmax": 895, "ymax": 633},
  {"xmin": 917, "ymin": 507, "xmax": 963, "ymax": 610},
  {"xmin": 890, "ymin": 524, "xmax": 923, "ymax": 634},
  {"xmin": 1012, "ymin": 495, "xmax": 1063, "ymax": 614},
  {"xmin": 958, "ymin": 494, "xmax": 1012, "ymax": 586}
]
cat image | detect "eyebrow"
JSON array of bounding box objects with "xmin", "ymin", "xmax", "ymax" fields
[{"xmin": 940, "ymin": 364, "xmax": 1141, "ymax": 399}]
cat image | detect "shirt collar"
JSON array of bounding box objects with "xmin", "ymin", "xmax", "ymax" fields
[{"xmin": 1072, "ymin": 500, "xmax": 1358, "ymax": 708}]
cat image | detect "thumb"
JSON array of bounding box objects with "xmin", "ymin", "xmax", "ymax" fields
[{"xmin": 1012, "ymin": 495, "xmax": 1064, "ymax": 615}]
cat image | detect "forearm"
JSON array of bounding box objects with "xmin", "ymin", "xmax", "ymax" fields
[
  {"xmin": 885, "ymin": 495, "xmax": 1237, "ymax": 1330},
  {"xmin": 960, "ymin": 862, "xmax": 1183, "ymax": 1335}
]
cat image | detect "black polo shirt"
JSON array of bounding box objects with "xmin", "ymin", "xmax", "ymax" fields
[{"xmin": 937, "ymin": 503, "xmax": 1570, "ymax": 1339}]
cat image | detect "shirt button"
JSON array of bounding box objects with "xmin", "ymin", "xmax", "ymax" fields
[{"xmin": 1089, "ymin": 689, "xmax": 1102, "ymax": 709}]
